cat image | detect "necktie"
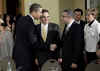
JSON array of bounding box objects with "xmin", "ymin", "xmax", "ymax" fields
[
  {"xmin": 62, "ymin": 24, "xmax": 67, "ymax": 40},
  {"xmin": 42, "ymin": 25, "xmax": 47, "ymax": 42}
]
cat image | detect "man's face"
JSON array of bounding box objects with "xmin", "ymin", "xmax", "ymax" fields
[
  {"xmin": 74, "ymin": 11, "xmax": 82, "ymax": 21},
  {"xmin": 32, "ymin": 8, "xmax": 42, "ymax": 19},
  {"xmin": 40, "ymin": 12, "xmax": 50, "ymax": 24},
  {"xmin": 61, "ymin": 12, "xmax": 70, "ymax": 24}
]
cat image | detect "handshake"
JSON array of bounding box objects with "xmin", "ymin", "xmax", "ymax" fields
[{"xmin": 50, "ymin": 44, "xmax": 57, "ymax": 51}]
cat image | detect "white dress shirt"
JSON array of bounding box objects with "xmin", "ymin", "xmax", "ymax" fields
[
  {"xmin": 66, "ymin": 19, "xmax": 75, "ymax": 31},
  {"xmin": 84, "ymin": 20, "xmax": 100, "ymax": 52},
  {"xmin": 41, "ymin": 23, "xmax": 48, "ymax": 39},
  {"xmin": 75, "ymin": 20, "xmax": 80, "ymax": 24}
]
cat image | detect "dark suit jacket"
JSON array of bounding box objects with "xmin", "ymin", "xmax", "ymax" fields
[
  {"xmin": 79, "ymin": 20, "xmax": 85, "ymax": 51},
  {"xmin": 62, "ymin": 21, "xmax": 82, "ymax": 67},
  {"xmin": 37, "ymin": 23, "xmax": 61, "ymax": 66},
  {"xmin": 13, "ymin": 15, "xmax": 42, "ymax": 69}
]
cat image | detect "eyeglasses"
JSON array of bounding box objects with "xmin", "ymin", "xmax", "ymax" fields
[
  {"xmin": 61, "ymin": 15, "xmax": 70, "ymax": 18},
  {"xmin": 40, "ymin": 16, "xmax": 50, "ymax": 18}
]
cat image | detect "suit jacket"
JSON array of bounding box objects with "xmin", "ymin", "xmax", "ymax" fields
[
  {"xmin": 13, "ymin": 15, "xmax": 42, "ymax": 69},
  {"xmin": 62, "ymin": 21, "xmax": 82, "ymax": 67},
  {"xmin": 37, "ymin": 23, "xmax": 61, "ymax": 66},
  {"xmin": 79, "ymin": 20, "xmax": 85, "ymax": 51}
]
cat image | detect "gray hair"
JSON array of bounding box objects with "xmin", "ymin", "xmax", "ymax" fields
[{"xmin": 63, "ymin": 9, "xmax": 74, "ymax": 17}]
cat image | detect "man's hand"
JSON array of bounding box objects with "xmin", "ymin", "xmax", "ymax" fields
[
  {"xmin": 71, "ymin": 63, "xmax": 78, "ymax": 69},
  {"xmin": 50, "ymin": 44, "xmax": 57, "ymax": 51},
  {"xmin": 58, "ymin": 58, "xmax": 62, "ymax": 63},
  {"xmin": 35, "ymin": 58, "xmax": 39, "ymax": 66}
]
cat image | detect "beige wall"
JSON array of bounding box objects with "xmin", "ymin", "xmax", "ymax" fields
[
  {"xmin": 72, "ymin": 0, "xmax": 85, "ymax": 18},
  {"xmin": 24, "ymin": 0, "xmax": 60, "ymax": 24},
  {"xmin": 59, "ymin": 0, "xmax": 85, "ymax": 15},
  {"xmin": 73, "ymin": 0, "xmax": 85, "ymax": 9},
  {"xmin": 24, "ymin": 0, "xmax": 85, "ymax": 29},
  {"xmin": 24, "ymin": 0, "xmax": 85, "ymax": 23},
  {"xmin": 59, "ymin": 0, "xmax": 73, "ymax": 11}
]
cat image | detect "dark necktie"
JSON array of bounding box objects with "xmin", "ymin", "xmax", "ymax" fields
[{"xmin": 62, "ymin": 24, "xmax": 67, "ymax": 40}]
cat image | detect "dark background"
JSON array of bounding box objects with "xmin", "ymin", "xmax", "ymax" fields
[{"xmin": 6, "ymin": 0, "xmax": 19, "ymax": 16}]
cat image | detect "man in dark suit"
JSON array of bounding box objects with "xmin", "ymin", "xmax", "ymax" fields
[
  {"xmin": 36, "ymin": 9, "xmax": 61, "ymax": 68},
  {"xmin": 13, "ymin": 3, "xmax": 42, "ymax": 71},
  {"xmin": 73, "ymin": 8, "xmax": 86, "ymax": 71},
  {"xmin": 60, "ymin": 10, "xmax": 82, "ymax": 71}
]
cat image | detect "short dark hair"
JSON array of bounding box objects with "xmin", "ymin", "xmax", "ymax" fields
[
  {"xmin": 30, "ymin": 3, "xmax": 42, "ymax": 13},
  {"xmin": 42, "ymin": 9, "xmax": 49, "ymax": 13},
  {"xmin": 74, "ymin": 8, "xmax": 83, "ymax": 16},
  {"xmin": 63, "ymin": 9, "xmax": 73, "ymax": 17}
]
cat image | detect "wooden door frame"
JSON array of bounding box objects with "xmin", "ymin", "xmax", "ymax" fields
[
  {"xmin": 1, "ymin": 0, "xmax": 25, "ymax": 16},
  {"xmin": 0, "ymin": 0, "xmax": 3, "ymax": 16},
  {"xmin": 19, "ymin": 0, "xmax": 25, "ymax": 16}
]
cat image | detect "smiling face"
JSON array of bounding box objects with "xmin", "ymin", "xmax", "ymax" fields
[
  {"xmin": 40, "ymin": 12, "xmax": 50, "ymax": 24},
  {"xmin": 86, "ymin": 8, "xmax": 97, "ymax": 23},
  {"xmin": 86, "ymin": 12, "xmax": 95, "ymax": 23},
  {"xmin": 74, "ymin": 11, "xmax": 82, "ymax": 21}
]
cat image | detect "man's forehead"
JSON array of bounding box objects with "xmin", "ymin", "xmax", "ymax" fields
[
  {"xmin": 62, "ymin": 12, "xmax": 68, "ymax": 15},
  {"xmin": 42, "ymin": 12, "xmax": 49, "ymax": 16},
  {"xmin": 75, "ymin": 11, "xmax": 81, "ymax": 14}
]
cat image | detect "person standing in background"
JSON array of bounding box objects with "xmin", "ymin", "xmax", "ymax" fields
[
  {"xmin": 3, "ymin": 14, "xmax": 14, "ymax": 32},
  {"xmin": 0, "ymin": 23, "xmax": 14, "ymax": 60},
  {"xmin": 84, "ymin": 8, "xmax": 100, "ymax": 64},
  {"xmin": 73, "ymin": 8, "xmax": 86, "ymax": 71}
]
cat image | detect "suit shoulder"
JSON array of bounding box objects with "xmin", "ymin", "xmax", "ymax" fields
[
  {"xmin": 17, "ymin": 16, "xmax": 31, "ymax": 28},
  {"xmin": 37, "ymin": 23, "xmax": 41, "ymax": 26},
  {"xmin": 80, "ymin": 20, "xmax": 85, "ymax": 23},
  {"xmin": 80, "ymin": 20, "xmax": 86, "ymax": 25},
  {"xmin": 17, "ymin": 16, "xmax": 27, "ymax": 23},
  {"xmin": 49, "ymin": 22, "xmax": 59, "ymax": 27}
]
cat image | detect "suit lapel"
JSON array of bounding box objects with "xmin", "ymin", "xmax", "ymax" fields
[
  {"xmin": 46, "ymin": 23, "xmax": 51, "ymax": 42},
  {"xmin": 37, "ymin": 24, "xmax": 41, "ymax": 35},
  {"xmin": 62, "ymin": 23, "xmax": 73, "ymax": 40},
  {"xmin": 26, "ymin": 15, "xmax": 35, "ymax": 26}
]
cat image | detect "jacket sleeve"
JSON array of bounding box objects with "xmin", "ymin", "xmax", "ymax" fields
[
  {"xmin": 27, "ymin": 24, "xmax": 42, "ymax": 49},
  {"xmin": 56, "ymin": 25, "xmax": 62, "ymax": 58}
]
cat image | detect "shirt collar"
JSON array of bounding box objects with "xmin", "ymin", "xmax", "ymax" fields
[
  {"xmin": 88, "ymin": 20, "xmax": 95, "ymax": 27},
  {"xmin": 41, "ymin": 23, "xmax": 48, "ymax": 28},
  {"xmin": 29, "ymin": 14, "xmax": 34, "ymax": 22},
  {"xmin": 67, "ymin": 19, "xmax": 75, "ymax": 29},
  {"xmin": 75, "ymin": 20, "xmax": 80, "ymax": 24}
]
